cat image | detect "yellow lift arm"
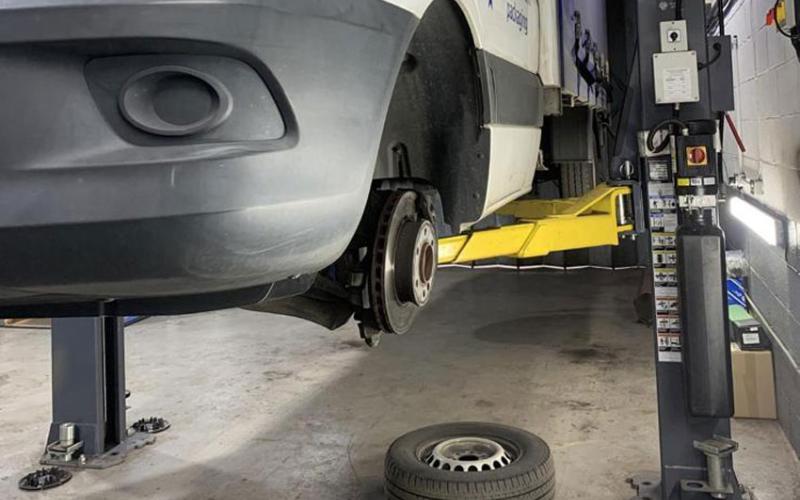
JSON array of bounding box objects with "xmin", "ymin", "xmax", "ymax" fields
[{"xmin": 438, "ymin": 184, "xmax": 634, "ymax": 265}]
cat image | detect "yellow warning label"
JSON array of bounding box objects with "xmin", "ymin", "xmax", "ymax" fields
[{"xmin": 677, "ymin": 178, "xmax": 691, "ymax": 187}]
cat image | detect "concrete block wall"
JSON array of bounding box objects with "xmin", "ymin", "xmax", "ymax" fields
[
  {"xmin": 724, "ymin": 0, "xmax": 800, "ymax": 220},
  {"xmin": 723, "ymin": 210, "xmax": 800, "ymax": 458},
  {"xmin": 723, "ymin": 0, "xmax": 800, "ymax": 457}
]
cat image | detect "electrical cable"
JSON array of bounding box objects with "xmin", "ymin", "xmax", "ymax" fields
[
  {"xmin": 774, "ymin": 0, "xmax": 800, "ymax": 39},
  {"xmin": 717, "ymin": 0, "xmax": 727, "ymax": 182},
  {"xmin": 706, "ymin": 0, "xmax": 738, "ymax": 34},
  {"xmin": 698, "ymin": 42, "xmax": 723, "ymax": 69},
  {"xmin": 646, "ymin": 119, "xmax": 687, "ymax": 154},
  {"xmin": 611, "ymin": 38, "xmax": 639, "ymax": 157}
]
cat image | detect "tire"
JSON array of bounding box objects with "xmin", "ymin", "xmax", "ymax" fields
[{"xmin": 384, "ymin": 422, "xmax": 555, "ymax": 500}]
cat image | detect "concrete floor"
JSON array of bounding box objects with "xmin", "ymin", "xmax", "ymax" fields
[{"xmin": 1, "ymin": 269, "xmax": 798, "ymax": 500}]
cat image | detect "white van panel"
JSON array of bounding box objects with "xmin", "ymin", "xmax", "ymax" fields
[
  {"xmin": 538, "ymin": 0, "xmax": 561, "ymax": 87},
  {"xmin": 480, "ymin": 124, "xmax": 540, "ymax": 224},
  {"xmin": 384, "ymin": 0, "xmax": 540, "ymax": 74}
]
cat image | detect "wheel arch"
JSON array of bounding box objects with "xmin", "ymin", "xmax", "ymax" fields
[{"xmin": 374, "ymin": 0, "xmax": 491, "ymax": 232}]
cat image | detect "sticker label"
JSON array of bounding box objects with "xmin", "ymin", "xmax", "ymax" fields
[
  {"xmin": 659, "ymin": 351, "xmax": 683, "ymax": 362},
  {"xmin": 663, "ymin": 67, "xmax": 693, "ymax": 102},
  {"xmin": 652, "ymin": 232, "xmax": 676, "ymax": 248},
  {"xmin": 647, "ymin": 155, "xmax": 683, "ymax": 363},
  {"xmin": 654, "ymin": 250, "xmax": 678, "ymax": 266},
  {"xmin": 741, "ymin": 333, "xmax": 761, "ymax": 345},
  {"xmin": 654, "ymin": 268, "xmax": 678, "ymax": 285},
  {"xmin": 649, "ymin": 161, "xmax": 671, "ymax": 181},
  {"xmin": 656, "ymin": 297, "xmax": 680, "ymax": 314},
  {"xmin": 654, "ymin": 286, "xmax": 678, "ymax": 298},
  {"xmin": 650, "ymin": 213, "xmax": 678, "ymax": 232},
  {"xmin": 650, "ymin": 196, "xmax": 677, "ymax": 210}
]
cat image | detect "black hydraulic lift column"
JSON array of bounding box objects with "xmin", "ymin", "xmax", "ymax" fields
[
  {"xmin": 41, "ymin": 317, "xmax": 155, "ymax": 469},
  {"xmin": 631, "ymin": 1, "xmax": 743, "ymax": 499}
]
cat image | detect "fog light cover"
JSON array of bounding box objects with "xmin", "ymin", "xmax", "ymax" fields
[{"xmin": 119, "ymin": 65, "xmax": 233, "ymax": 137}]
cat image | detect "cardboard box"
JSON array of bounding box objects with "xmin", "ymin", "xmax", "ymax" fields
[{"xmin": 731, "ymin": 343, "xmax": 777, "ymax": 420}]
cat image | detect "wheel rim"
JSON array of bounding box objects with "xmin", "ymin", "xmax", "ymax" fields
[{"xmin": 422, "ymin": 437, "xmax": 515, "ymax": 472}]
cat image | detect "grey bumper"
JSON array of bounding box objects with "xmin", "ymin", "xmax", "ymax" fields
[{"xmin": 0, "ymin": 0, "xmax": 417, "ymax": 310}]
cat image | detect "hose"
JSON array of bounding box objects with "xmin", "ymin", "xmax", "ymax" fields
[{"xmin": 646, "ymin": 119, "xmax": 688, "ymax": 154}]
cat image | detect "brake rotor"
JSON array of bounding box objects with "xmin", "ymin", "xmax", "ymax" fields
[{"xmin": 370, "ymin": 191, "xmax": 437, "ymax": 335}]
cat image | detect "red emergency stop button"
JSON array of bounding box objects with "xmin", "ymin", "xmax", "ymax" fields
[{"xmin": 686, "ymin": 146, "xmax": 708, "ymax": 166}]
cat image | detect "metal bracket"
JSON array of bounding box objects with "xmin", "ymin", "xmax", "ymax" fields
[
  {"xmin": 681, "ymin": 436, "xmax": 740, "ymax": 499},
  {"xmin": 627, "ymin": 472, "xmax": 661, "ymax": 500},
  {"xmin": 41, "ymin": 430, "xmax": 155, "ymax": 470}
]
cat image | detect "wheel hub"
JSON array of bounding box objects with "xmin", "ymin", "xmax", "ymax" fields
[
  {"xmin": 424, "ymin": 437, "xmax": 514, "ymax": 472},
  {"xmin": 395, "ymin": 219, "xmax": 436, "ymax": 307}
]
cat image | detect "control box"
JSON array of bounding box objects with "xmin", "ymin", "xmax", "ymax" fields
[
  {"xmin": 660, "ymin": 20, "xmax": 689, "ymax": 52},
  {"xmin": 653, "ymin": 20, "xmax": 700, "ymax": 105},
  {"xmin": 675, "ymin": 134, "xmax": 718, "ymax": 210},
  {"xmin": 653, "ymin": 51, "xmax": 700, "ymax": 105}
]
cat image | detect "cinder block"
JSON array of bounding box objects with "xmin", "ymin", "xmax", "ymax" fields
[
  {"xmin": 739, "ymin": 79, "xmax": 757, "ymax": 120},
  {"xmin": 739, "ymin": 121, "xmax": 759, "ymax": 160},
  {"xmin": 776, "ymin": 63, "xmax": 800, "ymax": 117},
  {"xmin": 767, "ymin": 23, "xmax": 789, "ymax": 68},
  {"xmin": 771, "ymin": 344, "xmax": 800, "ymax": 456},
  {"xmin": 763, "ymin": 71, "xmax": 780, "ymax": 119},
  {"xmin": 775, "ymin": 115, "xmax": 800, "ymax": 168},
  {"xmin": 757, "ymin": 119, "xmax": 776, "ymax": 163},
  {"xmin": 750, "ymin": 269, "xmax": 800, "ymax": 363},
  {"xmin": 741, "ymin": 154, "xmax": 761, "ymax": 178},
  {"xmin": 723, "ymin": 152, "xmax": 741, "ymax": 175},
  {"xmin": 755, "ymin": 27, "xmax": 770, "ymax": 75},
  {"xmin": 788, "ymin": 265, "xmax": 800, "ymax": 324},
  {"xmin": 739, "ymin": 39, "xmax": 757, "ymax": 83}
]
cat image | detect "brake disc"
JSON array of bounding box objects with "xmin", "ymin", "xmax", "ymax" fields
[{"xmin": 369, "ymin": 191, "xmax": 437, "ymax": 335}]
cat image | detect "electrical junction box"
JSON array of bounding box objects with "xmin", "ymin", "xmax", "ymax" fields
[
  {"xmin": 653, "ymin": 51, "xmax": 700, "ymax": 104},
  {"xmin": 660, "ymin": 20, "xmax": 689, "ymax": 52}
]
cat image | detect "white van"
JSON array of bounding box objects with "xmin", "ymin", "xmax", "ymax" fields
[{"xmin": 0, "ymin": 0, "xmax": 607, "ymax": 339}]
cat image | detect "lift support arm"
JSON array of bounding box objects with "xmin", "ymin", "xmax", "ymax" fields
[{"xmin": 438, "ymin": 184, "xmax": 633, "ymax": 264}]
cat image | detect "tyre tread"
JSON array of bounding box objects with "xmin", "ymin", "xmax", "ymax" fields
[{"xmin": 384, "ymin": 423, "xmax": 555, "ymax": 500}]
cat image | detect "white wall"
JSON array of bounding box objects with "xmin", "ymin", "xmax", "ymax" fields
[{"xmin": 725, "ymin": 0, "xmax": 800, "ymax": 222}]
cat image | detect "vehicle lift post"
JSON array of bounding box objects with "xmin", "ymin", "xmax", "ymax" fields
[
  {"xmin": 40, "ymin": 317, "xmax": 156, "ymax": 469},
  {"xmin": 627, "ymin": 1, "xmax": 745, "ymax": 499}
]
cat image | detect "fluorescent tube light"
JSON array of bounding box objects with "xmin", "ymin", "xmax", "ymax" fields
[{"xmin": 729, "ymin": 197, "xmax": 780, "ymax": 246}]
